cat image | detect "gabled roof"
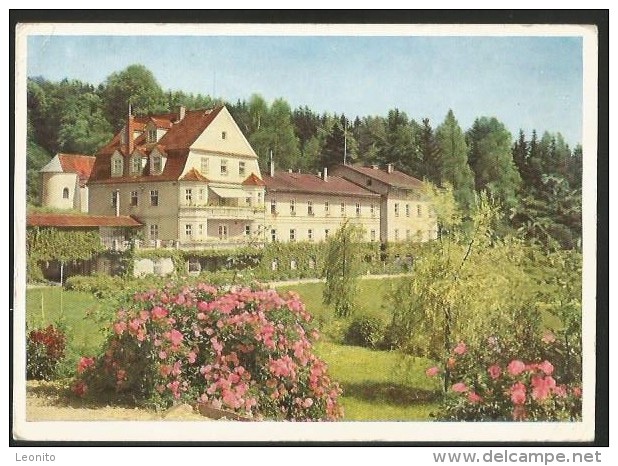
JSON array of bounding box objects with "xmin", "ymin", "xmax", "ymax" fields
[
  {"xmin": 40, "ymin": 154, "xmax": 96, "ymax": 186},
  {"xmin": 242, "ymin": 173, "xmax": 266, "ymax": 187},
  {"xmin": 90, "ymin": 106, "xmax": 225, "ymax": 184},
  {"xmin": 345, "ymin": 165, "xmax": 423, "ymax": 190},
  {"xmin": 27, "ymin": 213, "xmax": 142, "ymax": 228},
  {"xmin": 181, "ymin": 168, "xmax": 209, "ymax": 182},
  {"xmin": 264, "ymin": 171, "xmax": 379, "ymax": 198}
]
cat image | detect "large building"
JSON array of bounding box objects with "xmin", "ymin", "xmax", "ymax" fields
[{"xmin": 82, "ymin": 105, "xmax": 436, "ymax": 249}]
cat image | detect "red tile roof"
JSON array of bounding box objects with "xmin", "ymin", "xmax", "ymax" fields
[
  {"xmin": 27, "ymin": 213, "xmax": 142, "ymax": 228},
  {"xmin": 57, "ymin": 154, "xmax": 96, "ymax": 185},
  {"xmin": 89, "ymin": 107, "xmax": 224, "ymax": 184},
  {"xmin": 264, "ymin": 171, "xmax": 379, "ymax": 198},
  {"xmin": 150, "ymin": 117, "xmax": 174, "ymax": 129},
  {"xmin": 345, "ymin": 165, "xmax": 423, "ymax": 190},
  {"xmin": 181, "ymin": 168, "xmax": 209, "ymax": 182},
  {"xmin": 242, "ymin": 173, "xmax": 266, "ymax": 187}
]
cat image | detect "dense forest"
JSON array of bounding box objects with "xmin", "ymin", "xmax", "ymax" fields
[{"xmin": 26, "ymin": 64, "xmax": 582, "ymax": 249}]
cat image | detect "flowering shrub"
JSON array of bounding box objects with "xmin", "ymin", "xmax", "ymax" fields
[
  {"xmin": 426, "ymin": 338, "xmax": 581, "ymax": 421},
  {"xmin": 26, "ymin": 325, "xmax": 66, "ymax": 380},
  {"xmin": 73, "ymin": 283, "xmax": 343, "ymax": 421}
]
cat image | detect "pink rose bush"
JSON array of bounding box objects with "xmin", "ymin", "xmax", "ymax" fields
[
  {"xmin": 72, "ymin": 283, "xmax": 343, "ymax": 421},
  {"xmin": 426, "ymin": 338, "xmax": 582, "ymax": 421}
]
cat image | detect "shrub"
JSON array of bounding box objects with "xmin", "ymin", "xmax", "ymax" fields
[
  {"xmin": 426, "ymin": 338, "xmax": 581, "ymax": 421},
  {"xmin": 344, "ymin": 315, "xmax": 386, "ymax": 349},
  {"xmin": 73, "ymin": 283, "xmax": 343, "ymax": 421},
  {"xmin": 26, "ymin": 325, "xmax": 66, "ymax": 380}
]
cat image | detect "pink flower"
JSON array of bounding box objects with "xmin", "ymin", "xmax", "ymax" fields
[
  {"xmin": 453, "ymin": 342, "xmax": 467, "ymax": 355},
  {"xmin": 158, "ymin": 350, "xmax": 167, "ymax": 360},
  {"xmin": 113, "ymin": 321, "xmax": 127, "ymax": 335},
  {"xmin": 151, "ymin": 306, "xmax": 168, "ymax": 320},
  {"xmin": 467, "ymin": 391, "xmax": 482, "ymax": 404},
  {"xmin": 303, "ymin": 398, "xmax": 314, "ymax": 408},
  {"xmin": 77, "ymin": 356, "xmax": 95, "ymax": 374},
  {"xmin": 507, "ymin": 360, "xmax": 526, "ymax": 376},
  {"xmin": 488, "ymin": 364, "xmax": 501, "ymax": 380},
  {"xmin": 72, "ymin": 380, "xmax": 88, "ymax": 397},
  {"xmin": 531, "ymin": 375, "xmax": 556, "ymax": 401},
  {"xmin": 572, "ymin": 386, "xmax": 582, "ymax": 398},
  {"xmin": 425, "ymin": 366, "xmax": 440, "ymax": 377},
  {"xmin": 553, "ymin": 385, "xmax": 568, "ymax": 397},
  {"xmin": 139, "ymin": 310, "xmax": 150, "ymax": 321},
  {"xmin": 451, "ymin": 382, "xmax": 468, "ymax": 393},
  {"xmin": 538, "ymin": 360, "xmax": 554, "ymax": 376},
  {"xmin": 510, "ymin": 382, "xmax": 527, "ymax": 405},
  {"xmin": 447, "ymin": 357, "xmax": 456, "ymax": 369},
  {"xmin": 187, "ymin": 351, "xmax": 197, "ymax": 364},
  {"xmin": 169, "ymin": 329, "xmax": 183, "ymax": 347}
]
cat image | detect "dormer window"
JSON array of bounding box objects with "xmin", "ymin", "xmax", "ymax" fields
[
  {"xmin": 111, "ymin": 153, "xmax": 124, "ymax": 177},
  {"xmin": 147, "ymin": 127, "xmax": 157, "ymax": 143},
  {"xmin": 151, "ymin": 154, "xmax": 162, "ymax": 174},
  {"xmin": 131, "ymin": 155, "xmax": 142, "ymax": 175},
  {"xmin": 221, "ymin": 131, "xmax": 227, "ymax": 140}
]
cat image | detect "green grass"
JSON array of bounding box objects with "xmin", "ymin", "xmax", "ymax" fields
[
  {"xmin": 315, "ymin": 341, "xmax": 440, "ymax": 421},
  {"xmin": 26, "ymin": 287, "xmax": 108, "ymax": 366}
]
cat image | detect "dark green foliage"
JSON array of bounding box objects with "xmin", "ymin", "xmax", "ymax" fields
[
  {"xmin": 344, "ymin": 315, "xmax": 386, "ymax": 349},
  {"xmin": 26, "ymin": 325, "xmax": 66, "ymax": 380}
]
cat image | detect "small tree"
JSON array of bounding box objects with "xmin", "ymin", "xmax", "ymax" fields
[{"xmin": 322, "ymin": 221, "xmax": 364, "ymax": 318}]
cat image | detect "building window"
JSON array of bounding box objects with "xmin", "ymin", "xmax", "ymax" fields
[
  {"xmin": 289, "ymin": 229, "xmax": 296, "ymax": 242},
  {"xmin": 62, "ymin": 187, "xmax": 69, "ymax": 199},
  {"xmin": 147, "ymin": 128, "xmax": 157, "ymax": 143},
  {"xmin": 221, "ymin": 131, "xmax": 227, "ymax": 140},
  {"xmin": 370, "ymin": 203, "xmax": 375, "ymax": 216},
  {"xmin": 355, "ymin": 202, "xmax": 361, "ymax": 216},
  {"xmin": 199, "ymin": 224, "xmax": 204, "ymax": 236},
  {"xmin": 394, "ymin": 229, "xmax": 399, "ymax": 241},
  {"xmin": 201, "ymin": 157, "xmax": 209, "ymax": 174},
  {"xmin": 185, "ymin": 188, "xmax": 193, "ymax": 204},
  {"xmin": 325, "ymin": 229, "xmax": 330, "ymax": 239},
  {"xmin": 340, "ymin": 202, "xmax": 346, "ymax": 216},
  {"xmin": 150, "ymin": 190, "xmax": 159, "ymax": 207},
  {"xmin": 324, "ymin": 201, "xmax": 330, "ymax": 215},
  {"xmin": 270, "ymin": 199, "xmax": 277, "ymax": 215},
  {"xmin": 218, "ymin": 225, "xmax": 228, "ymax": 240},
  {"xmin": 308, "ymin": 229, "xmax": 313, "ymax": 241},
  {"xmin": 370, "ymin": 229, "xmax": 376, "ymax": 242},
  {"xmin": 185, "ymin": 224, "xmax": 193, "ymax": 237},
  {"xmin": 149, "ymin": 224, "xmax": 158, "ymax": 240},
  {"xmin": 406, "ymin": 204, "xmax": 410, "ymax": 217},
  {"xmin": 130, "ymin": 191, "xmax": 138, "ymax": 206},
  {"xmin": 111, "ymin": 191, "xmax": 117, "ymax": 208},
  {"xmin": 406, "ymin": 229, "xmax": 411, "ymax": 240},
  {"xmin": 417, "ymin": 204, "xmax": 422, "ymax": 217},
  {"xmin": 307, "ymin": 200, "xmax": 314, "ymax": 216},
  {"xmin": 290, "ymin": 199, "xmax": 296, "ymax": 215},
  {"xmin": 394, "ymin": 203, "xmax": 400, "ymax": 217},
  {"xmin": 245, "ymin": 225, "xmax": 251, "ymax": 236},
  {"xmin": 257, "ymin": 192, "xmax": 262, "ymax": 204},
  {"xmin": 220, "ymin": 159, "xmax": 228, "ymax": 176},
  {"xmin": 239, "ymin": 161, "xmax": 246, "ymax": 176},
  {"xmin": 271, "ymin": 229, "xmax": 277, "ymax": 242},
  {"xmin": 131, "ymin": 156, "xmax": 141, "ymax": 175},
  {"xmin": 152, "ymin": 155, "xmax": 162, "ymax": 174},
  {"xmin": 112, "ymin": 157, "xmax": 123, "ymax": 177},
  {"xmin": 199, "ymin": 188, "xmax": 206, "ymax": 202}
]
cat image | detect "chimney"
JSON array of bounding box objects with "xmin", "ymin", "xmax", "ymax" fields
[
  {"xmin": 126, "ymin": 111, "xmax": 134, "ymax": 155},
  {"xmin": 318, "ymin": 171, "xmax": 322, "ymax": 179},
  {"xmin": 387, "ymin": 163, "xmax": 394, "ymax": 174},
  {"xmin": 269, "ymin": 150, "xmax": 275, "ymax": 177},
  {"xmin": 371, "ymin": 164, "xmax": 379, "ymax": 170},
  {"xmin": 323, "ymin": 167, "xmax": 328, "ymax": 182},
  {"xmin": 178, "ymin": 105, "xmax": 186, "ymax": 122}
]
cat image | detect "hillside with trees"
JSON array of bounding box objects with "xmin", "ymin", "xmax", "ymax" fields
[{"xmin": 26, "ymin": 64, "xmax": 582, "ymax": 249}]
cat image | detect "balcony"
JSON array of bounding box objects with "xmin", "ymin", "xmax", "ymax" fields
[{"xmin": 179, "ymin": 204, "xmax": 265, "ymax": 220}]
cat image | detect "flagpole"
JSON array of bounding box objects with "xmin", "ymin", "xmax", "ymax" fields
[{"xmin": 343, "ymin": 117, "xmax": 347, "ymax": 165}]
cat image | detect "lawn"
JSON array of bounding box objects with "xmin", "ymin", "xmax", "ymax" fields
[{"xmin": 277, "ymin": 277, "xmax": 441, "ymax": 421}]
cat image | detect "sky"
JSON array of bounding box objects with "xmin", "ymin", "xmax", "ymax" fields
[{"xmin": 27, "ymin": 33, "xmax": 584, "ymax": 146}]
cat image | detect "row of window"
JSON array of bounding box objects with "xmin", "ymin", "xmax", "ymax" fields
[
  {"xmin": 394, "ymin": 203, "xmax": 429, "ymax": 217},
  {"xmin": 112, "ymin": 190, "xmax": 159, "ymax": 208},
  {"xmin": 183, "ymin": 224, "xmax": 252, "ymax": 240},
  {"xmin": 269, "ymin": 228, "xmax": 378, "ymax": 242},
  {"xmin": 270, "ymin": 199, "xmax": 376, "ymax": 217},
  {"xmin": 112, "ymin": 154, "xmax": 247, "ymax": 178}
]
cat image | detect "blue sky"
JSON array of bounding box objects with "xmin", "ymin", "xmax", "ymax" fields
[{"xmin": 27, "ymin": 34, "xmax": 583, "ymax": 146}]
